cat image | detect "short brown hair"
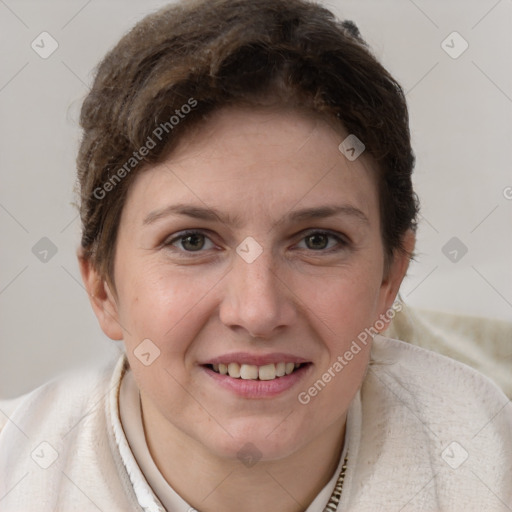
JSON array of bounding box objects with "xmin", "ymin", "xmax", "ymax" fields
[{"xmin": 76, "ymin": 0, "xmax": 419, "ymax": 290}]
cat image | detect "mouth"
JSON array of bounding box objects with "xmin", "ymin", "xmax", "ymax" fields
[
  {"xmin": 200, "ymin": 360, "xmax": 312, "ymax": 398},
  {"xmin": 203, "ymin": 362, "xmax": 310, "ymax": 381},
  {"xmin": 200, "ymin": 352, "xmax": 313, "ymax": 398}
]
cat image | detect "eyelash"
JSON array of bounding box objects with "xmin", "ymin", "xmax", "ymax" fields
[{"xmin": 163, "ymin": 229, "xmax": 349, "ymax": 255}]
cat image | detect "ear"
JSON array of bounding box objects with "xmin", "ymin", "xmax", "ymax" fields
[
  {"xmin": 77, "ymin": 248, "xmax": 124, "ymax": 341},
  {"xmin": 376, "ymin": 229, "xmax": 416, "ymax": 329}
]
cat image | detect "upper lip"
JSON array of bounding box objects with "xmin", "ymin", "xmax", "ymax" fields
[{"xmin": 202, "ymin": 352, "xmax": 311, "ymax": 366}]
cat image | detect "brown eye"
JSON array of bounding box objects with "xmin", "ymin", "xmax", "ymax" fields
[
  {"xmin": 181, "ymin": 233, "xmax": 205, "ymax": 251},
  {"xmin": 296, "ymin": 230, "xmax": 347, "ymax": 252},
  {"xmin": 165, "ymin": 230, "xmax": 215, "ymax": 252},
  {"xmin": 305, "ymin": 233, "xmax": 329, "ymax": 250}
]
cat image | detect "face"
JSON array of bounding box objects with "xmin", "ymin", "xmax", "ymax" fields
[{"xmin": 82, "ymin": 106, "xmax": 411, "ymax": 462}]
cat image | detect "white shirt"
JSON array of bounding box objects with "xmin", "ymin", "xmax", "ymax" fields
[{"xmin": 1, "ymin": 335, "xmax": 511, "ymax": 511}]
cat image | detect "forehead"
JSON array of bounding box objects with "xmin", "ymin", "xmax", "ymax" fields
[{"xmin": 122, "ymin": 106, "xmax": 380, "ymax": 228}]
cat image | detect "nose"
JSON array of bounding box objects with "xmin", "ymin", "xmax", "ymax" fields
[{"xmin": 219, "ymin": 248, "xmax": 296, "ymax": 339}]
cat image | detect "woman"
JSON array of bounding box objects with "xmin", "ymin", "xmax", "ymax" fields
[{"xmin": 1, "ymin": 0, "xmax": 511, "ymax": 510}]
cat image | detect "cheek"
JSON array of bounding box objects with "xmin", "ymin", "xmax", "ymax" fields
[
  {"xmin": 296, "ymin": 263, "xmax": 383, "ymax": 348},
  {"xmin": 117, "ymin": 263, "xmax": 221, "ymax": 408},
  {"xmin": 117, "ymin": 260, "xmax": 225, "ymax": 351},
  {"xmin": 293, "ymin": 273, "xmax": 375, "ymax": 431}
]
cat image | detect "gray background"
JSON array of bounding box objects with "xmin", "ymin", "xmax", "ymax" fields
[{"xmin": 1, "ymin": 0, "xmax": 511, "ymax": 398}]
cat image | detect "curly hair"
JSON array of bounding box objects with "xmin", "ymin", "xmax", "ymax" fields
[{"xmin": 76, "ymin": 0, "xmax": 419, "ymax": 290}]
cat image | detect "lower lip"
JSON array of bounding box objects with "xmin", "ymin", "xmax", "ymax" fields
[{"xmin": 201, "ymin": 364, "xmax": 312, "ymax": 398}]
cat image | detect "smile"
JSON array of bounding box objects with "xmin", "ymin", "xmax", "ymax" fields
[
  {"xmin": 207, "ymin": 362, "xmax": 306, "ymax": 381},
  {"xmin": 201, "ymin": 360, "xmax": 313, "ymax": 398}
]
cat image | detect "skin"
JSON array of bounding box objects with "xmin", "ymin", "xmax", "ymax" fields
[{"xmin": 79, "ymin": 105, "xmax": 414, "ymax": 512}]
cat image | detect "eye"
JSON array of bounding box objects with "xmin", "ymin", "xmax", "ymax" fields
[
  {"xmin": 165, "ymin": 230, "xmax": 216, "ymax": 252},
  {"xmin": 296, "ymin": 230, "xmax": 347, "ymax": 251}
]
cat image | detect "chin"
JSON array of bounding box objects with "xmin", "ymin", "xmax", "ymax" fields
[{"xmin": 204, "ymin": 422, "xmax": 304, "ymax": 463}]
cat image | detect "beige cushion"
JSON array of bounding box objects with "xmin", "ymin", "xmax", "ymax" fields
[{"xmin": 384, "ymin": 300, "xmax": 512, "ymax": 398}]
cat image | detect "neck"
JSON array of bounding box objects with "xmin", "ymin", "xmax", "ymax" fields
[{"xmin": 141, "ymin": 401, "xmax": 346, "ymax": 512}]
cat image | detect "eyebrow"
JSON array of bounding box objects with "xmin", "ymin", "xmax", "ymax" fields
[
  {"xmin": 142, "ymin": 203, "xmax": 369, "ymax": 227},
  {"xmin": 283, "ymin": 205, "xmax": 369, "ymax": 226},
  {"xmin": 143, "ymin": 204, "xmax": 242, "ymax": 227}
]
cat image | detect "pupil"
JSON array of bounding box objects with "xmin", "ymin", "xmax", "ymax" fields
[
  {"xmin": 183, "ymin": 233, "xmax": 204, "ymax": 251},
  {"xmin": 306, "ymin": 233, "xmax": 328, "ymax": 250}
]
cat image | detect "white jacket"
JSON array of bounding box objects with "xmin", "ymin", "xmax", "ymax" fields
[{"xmin": 1, "ymin": 335, "xmax": 511, "ymax": 511}]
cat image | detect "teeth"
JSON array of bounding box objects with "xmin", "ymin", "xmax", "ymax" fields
[
  {"xmin": 228, "ymin": 362, "xmax": 241, "ymax": 378},
  {"xmin": 240, "ymin": 364, "xmax": 259, "ymax": 379},
  {"xmin": 275, "ymin": 362, "xmax": 286, "ymax": 377},
  {"xmin": 258, "ymin": 364, "xmax": 276, "ymax": 381},
  {"xmin": 211, "ymin": 362, "xmax": 304, "ymax": 380}
]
